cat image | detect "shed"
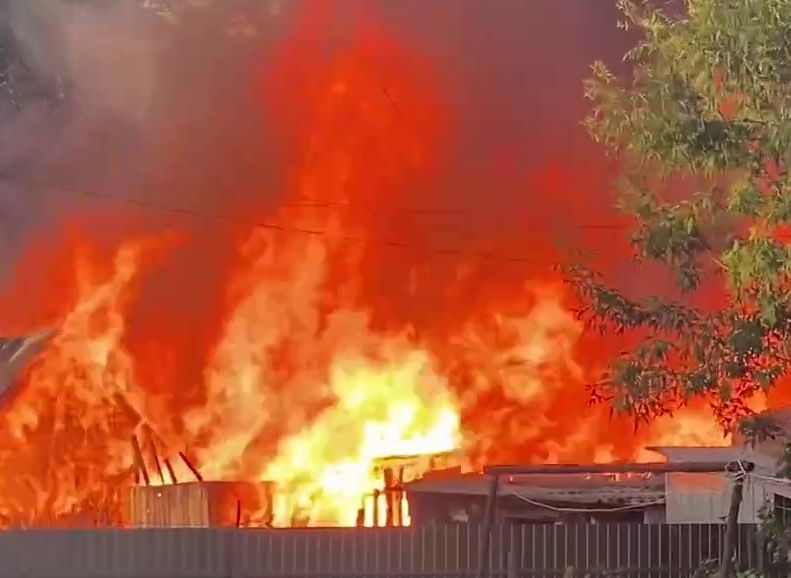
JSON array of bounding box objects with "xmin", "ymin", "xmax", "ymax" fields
[
  {"xmin": 126, "ymin": 481, "xmax": 274, "ymax": 528},
  {"xmin": 404, "ymin": 469, "xmax": 666, "ymax": 525},
  {"xmin": 650, "ymin": 440, "xmax": 788, "ymax": 524}
]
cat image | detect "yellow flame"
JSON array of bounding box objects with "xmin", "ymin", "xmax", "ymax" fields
[{"xmin": 263, "ymin": 349, "xmax": 459, "ymax": 526}]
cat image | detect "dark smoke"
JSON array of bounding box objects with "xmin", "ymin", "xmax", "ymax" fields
[
  {"xmin": 0, "ymin": 0, "xmax": 634, "ymax": 338},
  {"xmin": 0, "ymin": 1, "xmax": 290, "ymax": 329},
  {"xmin": 0, "ymin": 1, "xmax": 287, "ymax": 281}
]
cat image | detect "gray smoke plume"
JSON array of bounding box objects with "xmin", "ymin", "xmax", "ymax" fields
[
  {"xmin": 0, "ymin": 0, "xmax": 154, "ymax": 279},
  {"xmin": 0, "ymin": 0, "xmax": 631, "ymax": 315},
  {"xmin": 0, "ymin": 0, "xmax": 297, "ymax": 284}
]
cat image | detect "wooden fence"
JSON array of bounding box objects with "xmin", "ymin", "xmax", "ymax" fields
[{"xmin": 0, "ymin": 524, "xmax": 783, "ymax": 578}]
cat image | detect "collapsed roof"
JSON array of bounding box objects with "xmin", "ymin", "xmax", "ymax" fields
[{"xmin": 0, "ymin": 330, "xmax": 54, "ymax": 398}]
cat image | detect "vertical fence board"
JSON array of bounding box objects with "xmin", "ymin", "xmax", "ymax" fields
[{"xmin": 0, "ymin": 523, "xmax": 776, "ymax": 578}]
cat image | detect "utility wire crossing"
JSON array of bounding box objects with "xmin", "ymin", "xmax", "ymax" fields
[{"xmin": 21, "ymin": 182, "xmax": 624, "ymax": 266}]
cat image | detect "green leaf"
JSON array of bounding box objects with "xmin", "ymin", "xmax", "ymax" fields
[
  {"xmin": 760, "ymin": 296, "xmax": 779, "ymax": 327},
  {"xmin": 570, "ymin": 0, "xmax": 791, "ymax": 430}
]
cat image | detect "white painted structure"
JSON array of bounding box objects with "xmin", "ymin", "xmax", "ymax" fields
[
  {"xmin": 652, "ymin": 413, "xmax": 791, "ymax": 524},
  {"xmin": 665, "ymin": 471, "xmax": 771, "ymax": 523}
]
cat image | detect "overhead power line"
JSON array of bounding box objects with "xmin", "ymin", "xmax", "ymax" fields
[
  {"xmin": 28, "ymin": 180, "xmax": 629, "ymax": 227},
  {"xmin": 18, "ymin": 182, "xmax": 625, "ymax": 265}
]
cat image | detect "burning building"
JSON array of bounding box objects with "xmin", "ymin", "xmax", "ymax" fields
[
  {"xmin": 0, "ymin": 0, "xmax": 790, "ymax": 530},
  {"xmin": 127, "ymin": 481, "xmax": 274, "ymax": 528},
  {"xmin": 401, "ymin": 411, "xmax": 791, "ymax": 528}
]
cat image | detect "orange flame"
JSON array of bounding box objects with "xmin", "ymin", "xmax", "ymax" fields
[{"xmin": 0, "ymin": 12, "xmax": 767, "ymax": 528}]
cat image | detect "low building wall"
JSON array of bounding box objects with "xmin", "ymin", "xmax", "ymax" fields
[
  {"xmin": 126, "ymin": 481, "xmax": 274, "ymax": 528},
  {"xmin": 665, "ymin": 473, "xmax": 770, "ymax": 524}
]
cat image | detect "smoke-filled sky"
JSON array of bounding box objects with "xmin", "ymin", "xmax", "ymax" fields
[
  {"xmin": 0, "ymin": 2, "xmax": 750, "ymax": 527},
  {"xmin": 0, "ymin": 0, "xmax": 659, "ymax": 398},
  {"xmin": 0, "ymin": 2, "xmax": 649, "ymax": 416},
  {"xmin": 0, "ymin": 0, "xmax": 630, "ymax": 285}
]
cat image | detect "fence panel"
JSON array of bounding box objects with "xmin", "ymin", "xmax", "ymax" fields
[
  {"xmin": 0, "ymin": 528, "xmax": 232, "ymax": 578},
  {"xmin": 232, "ymin": 524, "xmax": 766, "ymax": 578},
  {"xmin": 0, "ymin": 524, "xmax": 773, "ymax": 578}
]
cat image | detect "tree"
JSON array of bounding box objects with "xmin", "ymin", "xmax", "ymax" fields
[{"xmin": 571, "ymin": 0, "xmax": 791, "ymax": 433}]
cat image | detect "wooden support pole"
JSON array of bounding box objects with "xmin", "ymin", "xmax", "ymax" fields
[
  {"xmin": 384, "ymin": 468, "xmax": 394, "ymax": 528},
  {"xmin": 164, "ymin": 459, "xmax": 178, "ymax": 484},
  {"xmin": 476, "ymin": 473, "xmax": 500, "ymax": 578},
  {"xmin": 356, "ymin": 496, "xmax": 365, "ymax": 527},
  {"xmin": 399, "ymin": 467, "xmax": 406, "ymax": 527},
  {"xmin": 393, "ymin": 467, "xmax": 404, "ymax": 527},
  {"xmin": 720, "ymin": 473, "xmax": 746, "ymax": 578},
  {"xmin": 179, "ymin": 451, "xmax": 203, "ymax": 482},
  {"xmin": 149, "ymin": 438, "xmax": 165, "ymax": 484},
  {"xmin": 131, "ymin": 436, "xmax": 150, "ymax": 486},
  {"xmin": 372, "ymin": 489, "xmax": 380, "ymax": 527}
]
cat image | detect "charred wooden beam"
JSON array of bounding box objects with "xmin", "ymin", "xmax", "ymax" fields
[
  {"xmin": 179, "ymin": 451, "xmax": 203, "ymax": 482},
  {"xmin": 131, "ymin": 436, "xmax": 150, "ymax": 486},
  {"xmin": 149, "ymin": 438, "xmax": 165, "ymax": 484},
  {"xmin": 372, "ymin": 489, "xmax": 380, "ymax": 527},
  {"xmin": 384, "ymin": 467, "xmax": 394, "ymax": 528},
  {"xmin": 356, "ymin": 494, "xmax": 367, "ymax": 527},
  {"xmin": 164, "ymin": 459, "xmax": 178, "ymax": 484}
]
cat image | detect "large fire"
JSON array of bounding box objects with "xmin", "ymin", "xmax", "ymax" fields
[{"xmin": 0, "ymin": 4, "xmax": 777, "ymax": 528}]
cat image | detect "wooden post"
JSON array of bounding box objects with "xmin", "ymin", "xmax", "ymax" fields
[
  {"xmin": 355, "ymin": 506, "xmax": 365, "ymax": 527},
  {"xmin": 372, "ymin": 489, "xmax": 380, "ymax": 527},
  {"xmin": 384, "ymin": 468, "xmax": 395, "ymax": 528},
  {"xmin": 396, "ymin": 467, "xmax": 405, "ymax": 527},
  {"xmin": 131, "ymin": 436, "xmax": 150, "ymax": 486},
  {"xmin": 720, "ymin": 472, "xmax": 746, "ymax": 578},
  {"xmin": 149, "ymin": 438, "xmax": 165, "ymax": 484},
  {"xmin": 179, "ymin": 452, "xmax": 203, "ymax": 482},
  {"xmin": 476, "ymin": 474, "xmax": 500, "ymax": 578},
  {"xmin": 164, "ymin": 459, "xmax": 178, "ymax": 484}
]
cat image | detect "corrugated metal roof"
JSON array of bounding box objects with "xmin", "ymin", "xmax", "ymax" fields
[
  {"xmin": 405, "ymin": 471, "xmax": 664, "ymax": 506},
  {"xmin": 0, "ymin": 330, "xmax": 54, "ymax": 397},
  {"xmin": 647, "ymin": 446, "xmax": 744, "ymax": 462},
  {"xmin": 753, "ymin": 476, "xmax": 791, "ymax": 500},
  {"xmin": 646, "ymin": 445, "xmax": 777, "ymax": 473},
  {"xmin": 0, "ymin": 337, "xmax": 28, "ymax": 365}
]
